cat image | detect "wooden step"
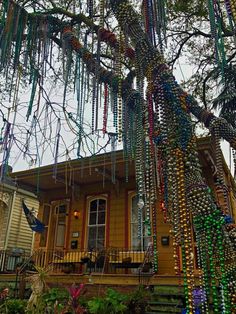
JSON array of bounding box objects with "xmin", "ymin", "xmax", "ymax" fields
[
  {"xmin": 148, "ymin": 299, "xmax": 183, "ymax": 307},
  {"xmin": 147, "ymin": 305, "xmax": 182, "ymax": 313}
]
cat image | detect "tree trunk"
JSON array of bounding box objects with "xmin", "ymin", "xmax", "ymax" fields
[{"xmin": 109, "ymin": 1, "xmax": 235, "ymax": 313}]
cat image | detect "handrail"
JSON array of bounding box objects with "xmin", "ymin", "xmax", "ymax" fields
[{"xmin": 138, "ymin": 243, "xmax": 154, "ymax": 285}]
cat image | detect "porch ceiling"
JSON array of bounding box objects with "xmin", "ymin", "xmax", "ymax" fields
[
  {"xmin": 10, "ymin": 151, "xmax": 136, "ymax": 192},
  {"xmin": 10, "ymin": 137, "xmax": 219, "ymax": 193}
]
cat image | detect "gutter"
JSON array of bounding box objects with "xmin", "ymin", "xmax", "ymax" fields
[{"xmin": 1, "ymin": 182, "xmax": 38, "ymax": 199}]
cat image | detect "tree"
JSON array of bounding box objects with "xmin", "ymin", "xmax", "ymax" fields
[{"xmin": 0, "ymin": 0, "xmax": 236, "ymax": 313}]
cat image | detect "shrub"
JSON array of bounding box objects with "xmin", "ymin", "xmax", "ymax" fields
[
  {"xmin": 88, "ymin": 288, "xmax": 128, "ymax": 314},
  {"xmin": 0, "ymin": 299, "xmax": 27, "ymax": 314},
  {"xmin": 42, "ymin": 287, "xmax": 70, "ymax": 313},
  {"xmin": 127, "ymin": 285, "xmax": 151, "ymax": 314}
]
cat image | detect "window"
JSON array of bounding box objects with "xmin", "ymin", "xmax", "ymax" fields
[
  {"xmin": 54, "ymin": 204, "xmax": 67, "ymax": 248},
  {"xmin": 87, "ymin": 198, "xmax": 106, "ymax": 250},
  {"xmin": 130, "ymin": 195, "xmax": 150, "ymax": 251},
  {"xmin": 39, "ymin": 204, "xmax": 51, "ymax": 247}
]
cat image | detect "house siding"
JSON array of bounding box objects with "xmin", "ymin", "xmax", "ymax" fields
[{"xmin": 7, "ymin": 193, "xmax": 39, "ymax": 252}]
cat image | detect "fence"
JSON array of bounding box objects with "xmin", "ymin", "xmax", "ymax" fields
[{"xmin": 0, "ymin": 249, "xmax": 31, "ymax": 273}]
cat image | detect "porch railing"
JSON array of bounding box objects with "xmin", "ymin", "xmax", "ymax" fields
[
  {"xmin": 0, "ymin": 247, "xmax": 154, "ymax": 275},
  {"xmin": 0, "ymin": 249, "xmax": 31, "ymax": 273}
]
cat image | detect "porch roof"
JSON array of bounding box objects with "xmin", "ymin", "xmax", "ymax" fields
[
  {"xmin": 10, "ymin": 150, "xmax": 136, "ymax": 193},
  {"xmin": 10, "ymin": 136, "xmax": 234, "ymax": 194}
]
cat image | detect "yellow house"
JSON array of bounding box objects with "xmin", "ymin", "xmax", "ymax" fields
[
  {"xmin": 0, "ymin": 167, "xmax": 39, "ymax": 272},
  {"xmin": 9, "ymin": 137, "xmax": 236, "ymax": 286}
]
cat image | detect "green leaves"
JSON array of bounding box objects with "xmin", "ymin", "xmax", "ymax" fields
[
  {"xmin": 1, "ymin": 299, "xmax": 27, "ymax": 314},
  {"xmin": 168, "ymin": 0, "xmax": 208, "ymax": 17},
  {"xmin": 87, "ymin": 288, "xmax": 128, "ymax": 314}
]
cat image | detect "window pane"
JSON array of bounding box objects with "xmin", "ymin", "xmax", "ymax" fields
[
  {"xmin": 88, "ymin": 227, "xmax": 96, "ymax": 239},
  {"xmin": 90, "ymin": 200, "xmax": 98, "ymax": 212},
  {"xmin": 132, "ymin": 237, "xmax": 141, "ymax": 251},
  {"xmin": 88, "ymin": 238, "xmax": 96, "ymax": 250},
  {"xmin": 143, "ymin": 237, "xmax": 150, "ymax": 250},
  {"xmin": 97, "ymin": 239, "xmax": 105, "ymax": 249},
  {"xmin": 98, "ymin": 211, "xmax": 105, "ymax": 224},
  {"xmin": 131, "ymin": 223, "xmax": 138, "ymax": 238},
  {"xmin": 88, "ymin": 227, "xmax": 96, "ymax": 250},
  {"xmin": 98, "ymin": 199, "xmax": 106, "ymax": 211},
  {"xmin": 56, "ymin": 224, "xmax": 65, "ymax": 247},
  {"xmin": 131, "ymin": 196, "xmax": 139, "ymax": 223},
  {"xmin": 97, "ymin": 226, "xmax": 105, "ymax": 238},
  {"xmin": 55, "ymin": 204, "xmax": 67, "ymax": 214},
  {"xmin": 89, "ymin": 212, "xmax": 97, "ymax": 225},
  {"xmin": 131, "ymin": 209, "xmax": 138, "ymax": 223}
]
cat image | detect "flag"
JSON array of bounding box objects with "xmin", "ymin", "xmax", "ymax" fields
[{"xmin": 22, "ymin": 201, "xmax": 45, "ymax": 233}]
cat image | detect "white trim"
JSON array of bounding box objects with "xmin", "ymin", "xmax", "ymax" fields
[{"xmin": 4, "ymin": 191, "xmax": 16, "ymax": 250}]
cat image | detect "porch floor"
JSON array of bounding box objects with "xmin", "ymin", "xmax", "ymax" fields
[{"xmin": 0, "ymin": 272, "xmax": 199, "ymax": 286}]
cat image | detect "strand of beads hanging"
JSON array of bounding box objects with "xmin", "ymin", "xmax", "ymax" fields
[
  {"xmin": 141, "ymin": 0, "xmax": 167, "ymax": 50},
  {"xmin": 233, "ymin": 148, "xmax": 236, "ymax": 179},
  {"xmin": 224, "ymin": 0, "xmax": 236, "ymax": 31},
  {"xmin": 150, "ymin": 161, "xmax": 158, "ymax": 273},
  {"xmin": 117, "ymin": 28, "xmax": 123, "ymax": 143},
  {"xmin": 228, "ymin": 0, "xmax": 236, "ymax": 23},
  {"xmin": 134, "ymin": 97, "xmax": 146, "ymax": 240},
  {"xmin": 188, "ymin": 177, "xmax": 235, "ymax": 313},
  {"xmin": 175, "ymin": 149, "xmax": 195, "ymax": 314},
  {"xmin": 142, "ymin": 0, "xmax": 156, "ymax": 47},
  {"xmin": 207, "ymin": 0, "xmax": 227, "ymax": 76},
  {"xmin": 215, "ymin": 214, "xmax": 232, "ymax": 314},
  {"xmin": 0, "ymin": 122, "xmax": 11, "ymax": 182},
  {"xmin": 102, "ymin": 83, "xmax": 108, "ymax": 134},
  {"xmin": 52, "ymin": 118, "xmax": 61, "ymax": 180},
  {"xmin": 144, "ymin": 121, "xmax": 151, "ymax": 228},
  {"xmin": 88, "ymin": 0, "xmax": 93, "ymax": 18},
  {"xmin": 206, "ymin": 213, "xmax": 223, "ymax": 313},
  {"xmin": 210, "ymin": 118, "xmax": 231, "ymax": 215},
  {"xmin": 99, "ymin": 0, "xmax": 105, "ymax": 28}
]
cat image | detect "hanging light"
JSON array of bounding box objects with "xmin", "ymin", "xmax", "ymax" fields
[{"xmin": 73, "ymin": 210, "xmax": 80, "ymax": 219}]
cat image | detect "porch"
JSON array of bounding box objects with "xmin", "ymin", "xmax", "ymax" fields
[{"xmin": 0, "ymin": 248, "xmax": 199, "ymax": 287}]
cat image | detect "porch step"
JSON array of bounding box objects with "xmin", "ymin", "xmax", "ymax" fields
[
  {"xmin": 147, "ymin": 303, "xmax": 182, "ymax": 313},
  {"xmin": 147, "ymin": 285, "xmax": 184, "ymax": 314}
]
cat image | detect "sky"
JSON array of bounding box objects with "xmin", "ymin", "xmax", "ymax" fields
[{"xmin": 0, "ymin": 56, "xmax": 233, "ymax": 177}]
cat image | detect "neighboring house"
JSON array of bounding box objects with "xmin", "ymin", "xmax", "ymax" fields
[
  {"xmin": 8, "ymin": 137, "xmax": 236, "ymax": 285},
  {"xmin": 0, "ymin": 167, "xmax": 39, "ymax": 271}
]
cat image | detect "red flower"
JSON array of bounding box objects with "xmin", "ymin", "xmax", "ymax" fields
[{"xmin": 68, "ymin": 284, "xmax": 84, "ymax": 299}]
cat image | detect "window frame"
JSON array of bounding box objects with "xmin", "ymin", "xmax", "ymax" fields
[
  {"xmin": 86, "ymin": 196, "xmax": 107, "ymax": 251},
  {"xmin": 53, "ymin": 202, "xmax": 69, "ymax": 249}
]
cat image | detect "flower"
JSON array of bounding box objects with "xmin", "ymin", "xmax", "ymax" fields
[
  {"xmin": 68, "ymin": 284, "xmax": 85, "ymax": 311},
  {"xmin": 69, "ymin": 284, "xmax": 84, "ymax": 299},
  {"xmin": 0, "ymin": 288, "xmax": 9, "ymax": 300}
]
